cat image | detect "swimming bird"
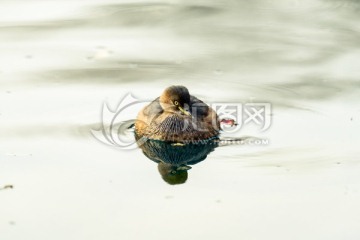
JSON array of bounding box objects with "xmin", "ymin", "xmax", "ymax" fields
[{"xmin": 135, "ymin": 86, "xmax": 220, "ymax": 142}]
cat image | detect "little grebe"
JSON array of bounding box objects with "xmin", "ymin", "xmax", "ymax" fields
[{"xmin": 135, "ymin": 86, "xmax": 220, "ymax": 142}]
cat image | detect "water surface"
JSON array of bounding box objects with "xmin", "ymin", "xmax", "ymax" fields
[{"xmin": 1, "ymin": 0, "xmax": 360, "ymax": 239}]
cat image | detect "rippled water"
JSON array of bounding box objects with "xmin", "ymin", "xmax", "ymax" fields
[{"xmin": 1, "ymin": 1, "xmax": 360, "ymax": 239}]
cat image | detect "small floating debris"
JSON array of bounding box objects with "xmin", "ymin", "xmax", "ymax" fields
[
  {"xmin": 0, "ymin": 185, "xmax": 14, "ymax": 191},
  {"xmin": 88, "ymin": 46, "xmax": 114, "ymax": 60},
  {"xmin": 5, "ymin": 153, "xmax": 32, "ymax": 157},
  {"xmin": 220, "ymin": 118, "xmax": 238, "ymax": 126}
]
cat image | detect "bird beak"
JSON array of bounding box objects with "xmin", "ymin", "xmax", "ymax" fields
[{"xmin": 178, "ymin": 106, "xmax": 191, "ymax": 116}]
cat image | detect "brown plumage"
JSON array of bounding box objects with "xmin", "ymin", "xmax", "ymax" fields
[{"xmin": 135, "ymin": 86, "xmax": 220, "ymax": 142}]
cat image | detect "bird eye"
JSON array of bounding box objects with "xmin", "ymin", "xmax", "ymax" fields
[{"xmin": 174, "ymin": 100, "xmax": 179, "ymax": 106}]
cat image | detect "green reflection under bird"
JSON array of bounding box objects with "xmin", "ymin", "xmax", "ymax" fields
[{"xmin": 136, "ymin": 138, "xmax": 219, "ymax": 185}]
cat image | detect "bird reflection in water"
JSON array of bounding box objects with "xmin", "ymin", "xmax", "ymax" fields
[{"xmin": 136, "ymin": 135, "xmax": 219, "ymax": 185}]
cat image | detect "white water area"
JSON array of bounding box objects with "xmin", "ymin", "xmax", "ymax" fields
[{"xmin": 1, "ymin": 1, "xmax": 360, "ymax": 240}]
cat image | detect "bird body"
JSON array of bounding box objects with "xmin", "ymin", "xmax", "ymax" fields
[{"xmin": 135, "ymin": 86, "xmax": 220, "ymax": 142}]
